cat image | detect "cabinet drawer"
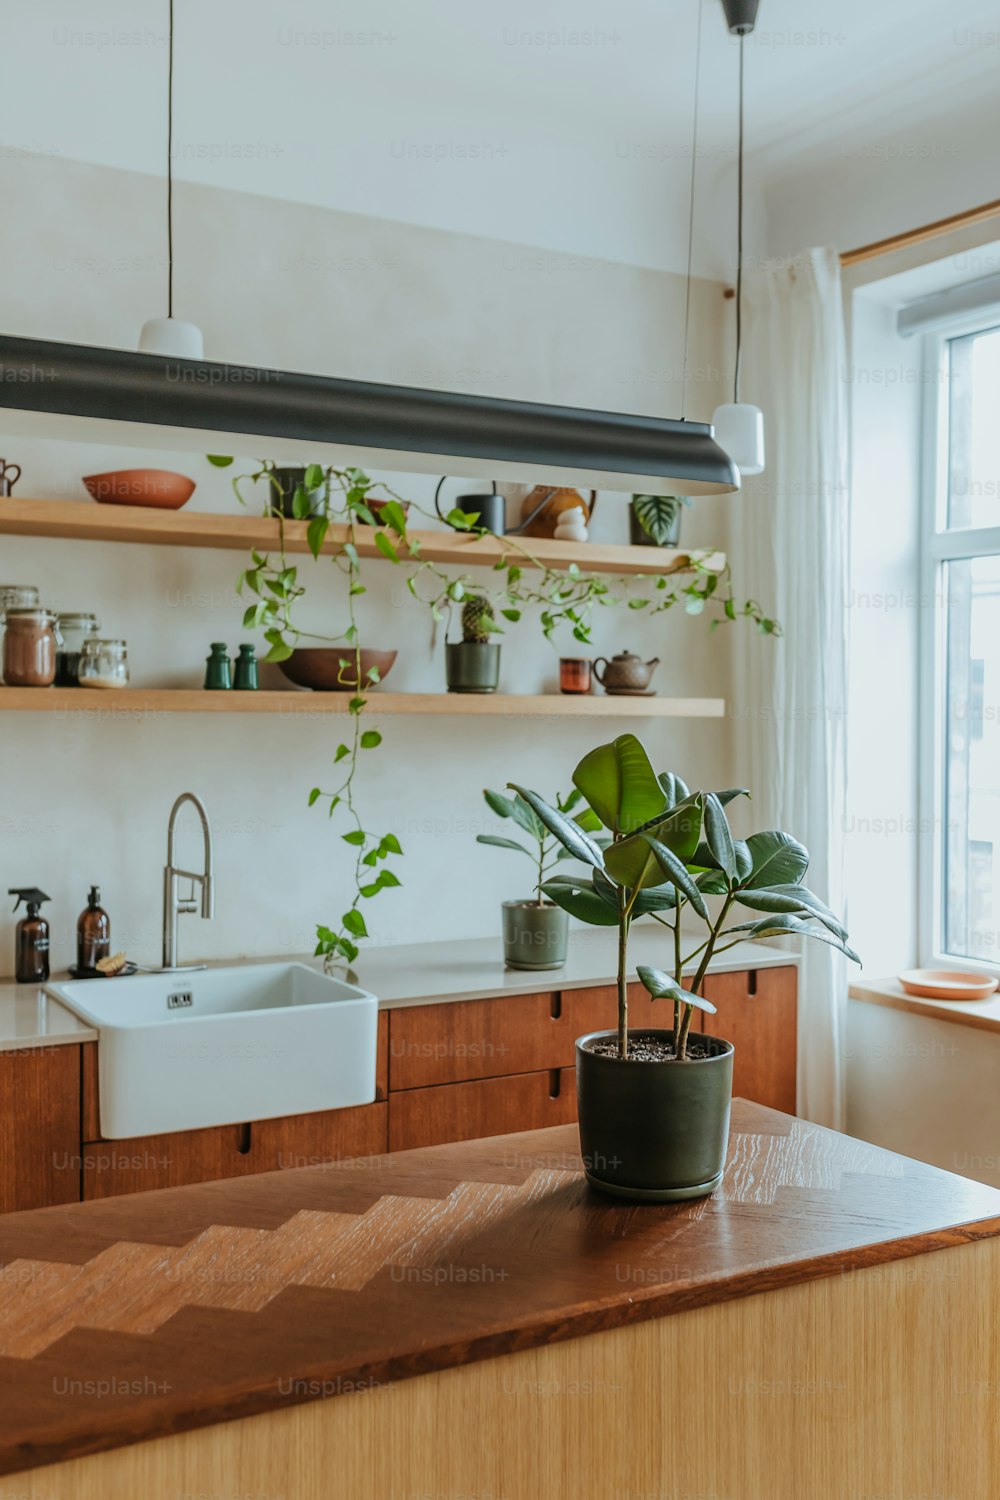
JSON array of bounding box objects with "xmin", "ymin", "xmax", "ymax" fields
[
  {"xmin": 388, "ymin": 984, "xmax": 656, "ymax": 1091},
  {"xmin": 389, "ymin": 1069, "xmax": 577, "ymax": 1152},
  {"xmin": 82, "ymin": 1011, "xmax": 389, "ymax": 1143},
  {"xmin": 82, "ymin": 1103, "xmax": 388, "ymax": 1199},
  {"xmin": 700, "ymin": 965, "xmax": 798, "ymax": 1114}
]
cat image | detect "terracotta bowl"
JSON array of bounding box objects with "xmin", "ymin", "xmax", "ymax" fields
[
  {"xmin": 363, "ymin": 498, "xmax": 411, "ymax": 524},
  {"xmin": 82, "ymin": 469, "xmax": 196, "ymax": 510},
  {"xmin": 279, "ymin": 648, "xmax": 398, "ymax": 692},
  {"xmin": 897, "ymin": 968, "xmax": 999, "ymax": 1002}
]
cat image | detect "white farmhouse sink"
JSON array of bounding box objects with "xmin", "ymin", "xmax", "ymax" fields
[{"xmin": 47, "ymin": 963, "xmax": 377, "ymax": 1139}]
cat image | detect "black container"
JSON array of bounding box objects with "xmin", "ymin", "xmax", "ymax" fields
[
  {"xmin": 628, "ymin": 501, "xmax": 682, "ymax": 548},
  {"xmin": 445, "ymin": 641, "xmax": 501, "ymax": 693},
  {"xmin": 263, "ymin": 466, "xmax": 326, "ymax": 519},
  {"xmin": 576, "ymin": 1028, "xmax": 734, "ymax": 1202}
]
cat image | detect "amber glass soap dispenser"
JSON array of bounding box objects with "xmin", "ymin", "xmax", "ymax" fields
[
  {"xmin": 77, "ymin": 885, "xmax": 110, "ymax": 972},
  {"xmin": 8, "ymin": 888, "xmax": 51, "ymax": 984}
]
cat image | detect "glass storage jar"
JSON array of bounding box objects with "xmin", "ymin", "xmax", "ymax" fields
[
  {"xmin": 2, "ymin": 607, "xmax": 60, "ymax": 687},
  {"xmin": 0, "ymin": 585, "xmax": 41, "ymax": 684},
  {"xmin": 55, "ymin": 612, "xmax": 101, "ymax": 686},
  {"xmin": 78, "ymin": 638, "xmax": 129, "ymax": 690},
  {"xmin": 77, "ymin": 642, "xmax": 128, "ymax": 693}
]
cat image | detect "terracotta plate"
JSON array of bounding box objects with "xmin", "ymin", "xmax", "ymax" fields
[{"xmin": 897, "ymin": 968, "xmax": 999, "ymax": 1001}]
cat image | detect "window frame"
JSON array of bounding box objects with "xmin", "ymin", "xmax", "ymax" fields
[{"xmin": 918, "ymin": 316, "xmax": 1000, "ymax": 972}]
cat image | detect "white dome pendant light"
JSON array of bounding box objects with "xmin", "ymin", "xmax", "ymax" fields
[
  {"xmin": 712, "ymin": 0, "xmax": 765, "ymax": 477},
  {"xmin": 138, "ymin": 0, "xmax": 204, "ymax": 359}
]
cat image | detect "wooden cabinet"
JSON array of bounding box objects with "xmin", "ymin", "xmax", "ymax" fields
[
  {"xmin": 81, "ymin": 1103, "xmax": 389, "ymax": 1199},
  {"xmin": 0, "ymin": 966, "xmax": 797, "ymax": 1210},
  {"xmin": 390, "ymin": 1068, "xmax": 577, "ymax": 1152},
  {"xmin": 0, "ymin": 1046, "xmax": 82, "ymax": 1212},
  {"xmin": 700, "ymin": 965, "xmax": 798, "ymax": 1114},
  {"xmin": 388, "ymin": 983, "xmax": 651, "ymax": 1091}
]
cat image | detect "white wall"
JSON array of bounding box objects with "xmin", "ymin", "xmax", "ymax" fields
[{"xmin": 0, "ymin": 152, "xmax": 746, "ymax": 977}]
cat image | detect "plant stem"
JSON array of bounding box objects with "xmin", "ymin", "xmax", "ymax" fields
[
  {"xmin": 672, "ymin": 910, "xmax": 683, "ymax": 1037},
  {"xmin": 617, "ymin": 888, "xmax": 630, "ymax": 1060},
  {"xmin": 677, "ymin": 894, "xmax": 735, "ymax": 1058}
]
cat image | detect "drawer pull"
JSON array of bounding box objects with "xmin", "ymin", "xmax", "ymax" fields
[
  {"xmin": 236, "ymin": 1122, "xmax": 252, "ymax": 1155},
  {"xmin": 550, "ymin": 992, "xmax": 562, "ymax": 1020},
  {"xmin": 748, "ymin": 970, "xmax": 758, "ymax": 997},
  {"xmin": 549, "ymin": 1069, "xmax": 561, "ymax": 1100}
]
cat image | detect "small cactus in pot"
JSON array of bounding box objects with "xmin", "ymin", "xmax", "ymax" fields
[{"xmin": 446, "ymin": 594, "xmax": 502, "ymax": 693}]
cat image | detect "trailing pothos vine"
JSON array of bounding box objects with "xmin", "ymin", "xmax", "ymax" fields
[{"xmin": 207, "ymin": 455, "xmax": 780, "ymax": 970}]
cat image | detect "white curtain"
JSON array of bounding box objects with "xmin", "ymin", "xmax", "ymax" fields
[{"xmin": 731, "ymin": 246, "xmax": 850, "ymax": 1129}]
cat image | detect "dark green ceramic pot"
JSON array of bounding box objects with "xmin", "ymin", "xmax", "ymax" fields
[
  {"xmin": 502, "ymin": 901, "xmax": 569, "ymax": 970},
  {"xmin": 446, "ymin": 642, "xmax": 500, "ymax": 693},
  {"xmin": 576, "ymin": 1028, "xmax": 734, "ymax": 1202}
]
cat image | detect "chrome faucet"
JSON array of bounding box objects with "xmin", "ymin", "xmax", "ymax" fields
[{"xmin": 162, "ymin": 793, "xmax": 215, "ymax": 971}]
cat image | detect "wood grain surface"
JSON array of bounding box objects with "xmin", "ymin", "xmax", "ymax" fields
[{"xmin": 0, "ymin": 1099, "xmax": 998, "ymax": 1477}]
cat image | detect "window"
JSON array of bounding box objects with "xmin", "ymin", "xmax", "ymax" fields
[{"xmin": 922, "ymin": 321, "xmax": 1000, "ymax": 966}]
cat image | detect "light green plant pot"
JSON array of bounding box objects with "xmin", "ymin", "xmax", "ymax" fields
[
  {"xmin": 502, "ymin": 900, "xmax": 569, "ymax": 970},
  {"xmin": 446, "ymin": 642, "xmax": 501, "ymax": 693}
]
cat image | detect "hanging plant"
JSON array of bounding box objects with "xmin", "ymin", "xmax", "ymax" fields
[{"xmin": 206, "ymin": 455, "xmax": 780, "ymax": 969}]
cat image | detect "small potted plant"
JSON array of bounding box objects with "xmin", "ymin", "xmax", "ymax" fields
[
  {"xmin": 629, "ymin": 493, "xmax": 692, "ymax": 548},
  {"xmin": 507, "ymin": 733, "xmax": 858, "ymax": 1202},
  {"xmin": 446, "ymin": 594, "xmax": 501, "ymax": 693},
  {"xmin": 477, "ymin": 788, "xmax": 603, "ymax": 970}
]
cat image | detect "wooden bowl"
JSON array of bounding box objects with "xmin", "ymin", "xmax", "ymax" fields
[
  {"xmin": 278, "ymin": 648, "xmax": 397, "ymax": 692},
  {"xmin": 897, "ymin": 968, "xmax": 999, "ymax": 1001},
  {"xmin": 83, "ymin": 469, "xmax": 196, "ymax": 510}
]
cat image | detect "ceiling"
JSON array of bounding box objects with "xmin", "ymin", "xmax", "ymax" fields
[{"xmin": 6, "ymin": 0, "xmax": 1000, "ymax": 273}]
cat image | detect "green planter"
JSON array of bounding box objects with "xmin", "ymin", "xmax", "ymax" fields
[
  {"xmin": 502, "ymin": 900, "xmax": 569, "ymax": 970},
  {"xmin": 446, "ymin": 641, "xmax": 500, "ymax": 693},
  {"xmin": 576, "ymin": 1029, "xmax": 733, "ymax": 1201}
]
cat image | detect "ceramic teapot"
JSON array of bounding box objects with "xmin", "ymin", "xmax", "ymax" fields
[{"xmin": 593, "ymin": 649, "xmax": 660, "ymax": 692}]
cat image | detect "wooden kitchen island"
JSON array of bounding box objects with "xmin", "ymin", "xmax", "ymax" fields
[{"xmin": 1, "ymin": 1099, "xmax": 999, "ymax": 1499}]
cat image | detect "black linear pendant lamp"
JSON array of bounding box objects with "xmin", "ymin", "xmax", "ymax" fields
[
  {"xmin": 712, "ymin": 0, "xmax": 765, "ymax": 476},
  {"xmin": 0, "ymin": 9, "xmax": 738, "ymax": 495},
  {"xmin": 137, "ymin": 0, "xmax": 204, "ymax": 359}
]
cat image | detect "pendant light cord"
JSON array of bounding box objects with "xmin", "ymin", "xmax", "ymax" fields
[
  {"xmin": 167, "ymin": 0, "xmax": 174, "ymax": 318},
  {"xmin": 733, "ymin": 32, "xmax": 745, "ymax": 403},
  {"xmin": 680, "ymin": 0, "xmax": 704, "ymax": 423}
]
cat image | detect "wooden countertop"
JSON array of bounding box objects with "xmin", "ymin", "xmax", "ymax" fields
[{"xmin": 1, "ymin": 1098, "xmax": 999, "ymax": 1477}]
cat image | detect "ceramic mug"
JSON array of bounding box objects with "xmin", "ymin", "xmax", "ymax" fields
[{"xmin": 559, "ymin": 657, "xmax": 592, "ymax": 695}]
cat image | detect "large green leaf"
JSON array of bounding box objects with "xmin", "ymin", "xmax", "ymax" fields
[
  {"xmin": 542, "ymin": 877, "xmax": 619, "ymax": 926},
  {"xmin": 704, "ymin": 793, "xmax": 737, "ymax": 883},
  {"xmin": 743, "ymin": 831, "xmax": 809, "ymax": 889},
  {"xmin": 740, "ymin": 883, "xmax": 849, "ymax": 940},
  {"xmin": 572, "ymin": 734, "xmax": 666, "ymax": 835},
  {"xmin": 715, "ymin": 788, "xmax": 751, "ymax": 807},
  {"xmin": 657, "ymin": 771, "xmax": 690, "ymax": 810},
  {"xmin": 631, "ymin": 493, "xmax": 685, "ymax": 546},
  {"xmin": 636, "ymin": 967, "xmax": 717, "ymax": 1014},
  {"xmin": 509, "ymin": 785, "xmax": 605, "ymax": 869},
  {"xmin": 475, "ymin": 834, "xmax": 532, "ymax": 857},
  {"xmin": 604, "ymin": 795, "xmax": 704, "ymax": 889},
  {"xmin": 725, "ymin": 914, "xmax": 860, "ymax": 964},
  {"xmin": 637, "ymin": 835, "xmax": 710, "ymax": 920}
]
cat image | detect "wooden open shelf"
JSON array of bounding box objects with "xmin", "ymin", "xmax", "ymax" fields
[
  {"xmin": 0, "ymin": 688, "xmax": 725, "ymax": 719},
  {"xmin": 0, "ymin": 499, "xmax": 725, "ymax": 578}
]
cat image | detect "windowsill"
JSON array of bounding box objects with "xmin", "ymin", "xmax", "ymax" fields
[{"xmin": 850, "ymin": 978, "xmax": 1000, "ymax": 1035}]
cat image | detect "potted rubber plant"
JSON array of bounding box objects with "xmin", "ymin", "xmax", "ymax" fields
[
  {"xmin": 508, "ymin": 733, "xmax": 858, "ymax": 1202},
  {"xmin": 446, "ymin": 595, "xmax": 501, "ymax": 693},
  {"xmin": 477, "ymin": 788, "xmax": 603, "ymax": 970}
]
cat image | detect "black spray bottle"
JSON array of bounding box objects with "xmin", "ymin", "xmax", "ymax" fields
[{"xmin": 9, "ymin": 889, "xmax": 51, "ymax": 984}]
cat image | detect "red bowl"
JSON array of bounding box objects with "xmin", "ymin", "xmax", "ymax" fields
[
  {"xmin": 83, "ymin": 469, "xmax": 196, "ymax": 510},
  {"xmin": 279, "ymin": 648, "xmax": 398, "ymax": 692}
]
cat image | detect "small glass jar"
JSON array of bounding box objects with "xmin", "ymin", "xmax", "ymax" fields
[
  {"xmin": 2, "ymin": 607, "xmax": 60, "ymax": 687},
  {"xmin": 78, "ymin": 638, "xmax": 129, "ymax": 690},
  {"xmin": 0, "ymin": 585, "xmax": 41, "ymax": 685},
  {"xmin": 55, "ymin": 612, "xmax": 101, "ymax": 686}
]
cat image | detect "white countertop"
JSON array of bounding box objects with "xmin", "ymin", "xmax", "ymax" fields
[
  {"xmin": 0, "ymin": 929, "xmax": 797, "ymax": 1047},
  {"xmin": 0, "ymin": 982, "xmax": 98, "ymax": 1051},
  {"xmin": 353, "ymin": 927, "xmax": 798, "ymax": 1010}
]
